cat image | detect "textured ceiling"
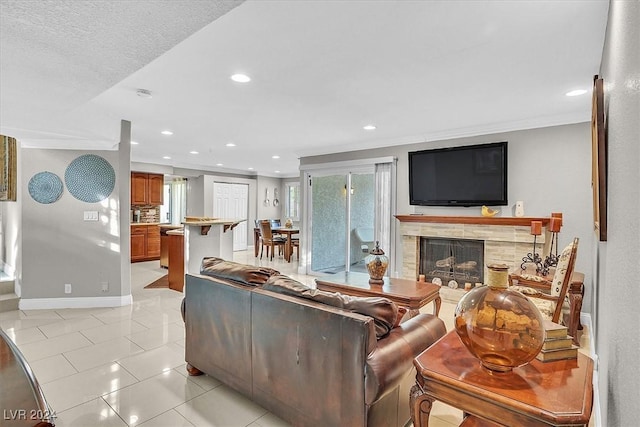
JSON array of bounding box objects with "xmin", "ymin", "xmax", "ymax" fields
[
  {"xmin": 0, "ymin": 0, "xmax": 244, "ymax": 145},
  {"xmin": 0, "ymin": 1, "xmax": 609, "ymax": 176}
]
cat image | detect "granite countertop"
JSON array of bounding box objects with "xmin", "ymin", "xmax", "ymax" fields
[
  {"xmin": 131, "ymin": 222, "xmax": 166, "ymax": 226},
  {"xmin": 182, "ymin": 217, "xmax": 245, "ymax": 226}
]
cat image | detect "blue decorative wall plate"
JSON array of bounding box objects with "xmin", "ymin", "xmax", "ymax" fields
[
  {"xmin": 64, "ymin": 154, "xmax": 115, "ymax": 203},
  {"xmin": 28, "ymin": 171, "xmax": 63, "ymax": 204}
]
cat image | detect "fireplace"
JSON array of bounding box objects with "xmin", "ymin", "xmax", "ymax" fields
[
  {"xmin": 420, "ymin": 237, "xmax": 484, "ymax": 288},
  {"xmin": 397, "ymin": 215, "xmax": 550, "ymax": 300}
]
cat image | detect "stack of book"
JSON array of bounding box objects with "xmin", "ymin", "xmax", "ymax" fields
[{"xmin": 536, "ymin": 320, "xmax": 578, "ymax": 362}]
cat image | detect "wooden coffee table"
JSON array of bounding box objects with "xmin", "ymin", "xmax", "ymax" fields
[
  {"xmin": 410, "ymin": 331, "xmax": 594, "ymax": 427},
  {"xmin": 315, "ymin": 271, "xmax": 441, "ymax": 317}
]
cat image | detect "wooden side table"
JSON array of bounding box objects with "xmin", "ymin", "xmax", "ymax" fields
[
  {"xmin": 411, "ymin": 332, "xmax": 594, "ymax": 427},
  {"xmin": 315, "ymin": 271, "xmax": 441, "ymax": 317}
]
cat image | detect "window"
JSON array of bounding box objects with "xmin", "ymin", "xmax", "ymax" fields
[{"xmin": 285, "ymin": 182, "xmax": 300, "ymax": 221}]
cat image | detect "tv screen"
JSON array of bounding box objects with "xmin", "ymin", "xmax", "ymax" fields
[{"xmin": 409, "ymin": 142, "xmax": 508, "ymax": 207}]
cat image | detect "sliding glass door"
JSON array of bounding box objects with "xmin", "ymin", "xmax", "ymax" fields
[
  {"xmin": 303, "ymin": 158, "xmax": 396, "ymax": 277},
  {"xmin": 310, "ymin": 174, "xmax": 348, "ymax": 273},
  {"xmin": 308, "ymin": 168, "xmax": 376, "ymax": 275},
  {"xmin": 348, "ymin": 172, "xmax": 376, "ymax": 273}
]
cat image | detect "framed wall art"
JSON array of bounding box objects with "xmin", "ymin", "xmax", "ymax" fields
[
  {"xmin": 0, "ymin": 135, "xmax": 17, "ymax": 202},
  {"xmin": 591, "ymin": 75, "xmax": 607, "ymax": 241}
]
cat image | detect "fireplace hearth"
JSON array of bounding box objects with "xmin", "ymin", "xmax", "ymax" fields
[{"xmin": 420, "ymin": 237, "xmax": 484, "ymax": 288}]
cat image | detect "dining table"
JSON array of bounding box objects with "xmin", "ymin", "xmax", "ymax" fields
[{"xmin": 271, "ymin": 227, "xmax": 299, "ymax": 262}]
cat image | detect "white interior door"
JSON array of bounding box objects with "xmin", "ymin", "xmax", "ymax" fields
[{"xmin": 213, "ymin": 182, "xmax": 248, "ymax": 251}]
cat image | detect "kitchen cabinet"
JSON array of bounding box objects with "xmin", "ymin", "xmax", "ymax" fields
[
  {"xmin": 147, "ymin": 225, "xmax": 161, "ymax": 258},
  {"xmin": 131, "ymin": 172, "xmax": 163, "ymax": 205},
  {"xmin": 148, "ymin": 174, "xmax": 164, "ymax": 205},
  {"xmin": 131, "ymin": 173, "xmax": 148, "ymax": 205},
  {"xmin": 131, "ymin": 225, "xmax": 147, "ymax": 261},
  {"xmin": 131, "ymin": 224, "xmax": 161, "ymax": 262}
]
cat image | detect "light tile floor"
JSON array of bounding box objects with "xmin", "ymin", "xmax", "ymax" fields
[{"xmin": 1, "ymin": 251, "xmax": 591, "ymax": 427}]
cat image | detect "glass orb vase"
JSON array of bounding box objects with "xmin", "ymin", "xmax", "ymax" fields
[
  {"xmin": 365, "ymin": 241, "xmax": 388, "ymax": 285},
  {"xmin": 454, "ymin": 264, "xmax": 545, "ymax": 372}
]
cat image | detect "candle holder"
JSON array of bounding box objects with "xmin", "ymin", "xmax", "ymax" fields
[
  {"xmin": 543, "ymin": 213, "xmax": 562, "ymax": 273},
  {"xmin": 520, "ymin": 234, "xmax": 548, "ymax": 275},
  {"xmin": 521, "ymin": 221, "xmax": 547, "ymax": 275},
  {"xmin": 543, "ymin": 231, "xmax": 560, "ymax": 271}
]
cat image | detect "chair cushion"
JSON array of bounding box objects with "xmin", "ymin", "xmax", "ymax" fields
[
  {"xmin": 550, "ymin": 241, "xmax": 575, "ymax": 297},
  {"xmin": 200, "ymin": 257, "xmax": 280, "ymax": 286},
  {"xmin": 263, "ymin": 274, "xmax": 399, "ymax": 339},
  {"xmin": 511, "ymin": 285, "xmax": 570, "ymax": 323}
]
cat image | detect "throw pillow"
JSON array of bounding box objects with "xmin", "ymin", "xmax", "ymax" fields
[
  {"xmin": 200, "ymin": 257, "xmax": 279, "ymax": 286},
  {"xmin": 263, "ymin": 274, "xmax": 399, "ymax": 339}
]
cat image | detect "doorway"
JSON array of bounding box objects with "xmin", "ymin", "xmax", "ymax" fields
[{"xmin": 213, "ymin": 182, "xmax": 248, "ymax": 251}]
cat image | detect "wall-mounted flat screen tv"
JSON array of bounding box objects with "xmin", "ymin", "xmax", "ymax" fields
[{"xmin": 409, "ymin": 141, "xmax": 508, "ymax": 207}]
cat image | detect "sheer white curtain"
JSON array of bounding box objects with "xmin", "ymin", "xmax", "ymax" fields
[{"xmin": 374, "ymin": 160, "xmax": 396, "ymax": 275}]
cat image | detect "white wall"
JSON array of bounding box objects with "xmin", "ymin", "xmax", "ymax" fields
[
  {"xmin": 21, "ymin": 147, "xmax": 128, "ymax": 303},
  {"xmin": 256, "ymin": 176, "xmax": 283, "ymax": 221},
  {"xmin": 597, "ymin": 1, "xmax": 640, "ymax": 425},
  {"xmin": 118, "ymin": 121, "xmax": 132, "ymax": 298},
  {"xmin": 301, "ymin": 122, "xmax": 595, "ymax": 310}
]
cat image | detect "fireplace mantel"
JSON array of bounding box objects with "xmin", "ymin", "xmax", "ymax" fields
[{"xmin": 395, "ymin": 215, "xmax": 550, "ymax": 227}]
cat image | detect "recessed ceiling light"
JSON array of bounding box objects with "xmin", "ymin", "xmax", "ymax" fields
[
  {"xmin": 131, "ymin": 141, "xmax": 139, "ymax": 145},
  {"xmin": 216, "ymin": 163, "xmax": 223, "ymax": 167},
  {"xmin": 248, "ymin": 167, "xmax": 254, "ymax": 170},
  {"xmin": 161, "ymin": 130, "xmax": 173, "ymax": 135},
  {"xmin": 163, "ymin": 156, "xmax": 171, "ymax": 160},
  {"xmin": 272, "ymin": 155, "xmax": 280, "ymax": 159},
  {"xmin": 189, "ymin": 151, "xmax": 199, "ymax": 154},
  {"xmin": 136, "ymin": 89, "xmax": 153, "ymax": 98},
  {"xmin": 226, "ymin": 143, "xmax": 236, "ymax": 147},
  {"xmin": 231, "ymin": 74, "xmax": 251, "ymax": 83},
  {"xmin": 363, "ymin": 125, "xmax": 377, "ymax": 130},
  {"xmin": 566, "ymin": 89, "xmax": 588, "ymax": 97},
  {"xmin": 275, "ymin": 170, "xmax": 281, "ymax": 173}
]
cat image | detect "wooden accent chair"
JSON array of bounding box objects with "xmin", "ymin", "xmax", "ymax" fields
[
  {"xmin": 510, "ymin": 237, "xmax": 579, "ymax": 344},
  {"xmin": 259, "ymin": 220, "xmax": 286, "ymax": 261}
]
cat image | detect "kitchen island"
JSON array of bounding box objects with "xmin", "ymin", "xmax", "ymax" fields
[
  {"xmin": 182, "ymin": 217, "xmax": 245, "ymax": 275},
  {"xmin": 160, "ymin": 224, "xmax": 183, "ymax": 268}
]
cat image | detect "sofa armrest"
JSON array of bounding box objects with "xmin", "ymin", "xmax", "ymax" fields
[{"xmin": 364, "ymin": 313, "xmax": 446, "ymax": 405}]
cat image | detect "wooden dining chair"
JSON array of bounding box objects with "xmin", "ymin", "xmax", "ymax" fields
[
  {"xmin": 259, "ymin": 220, "xmax": 286, "ymax": 261},
  {"xmin": 291, "ymin": 237, "xmax": 300, "ymax": 260},
  {"xmin": 270, "ymin": 218, "xmax": 283, "ymax": 238}
]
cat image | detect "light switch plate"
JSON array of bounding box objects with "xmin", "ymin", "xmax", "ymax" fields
[{"xmin": 84, "ymin": 211, "xmax": 99, "ymax": 221}]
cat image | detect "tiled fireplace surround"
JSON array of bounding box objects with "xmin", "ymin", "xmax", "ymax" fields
[{"xmin": 398, "ymin": 215, "xmax": 552, "ymax": 298}]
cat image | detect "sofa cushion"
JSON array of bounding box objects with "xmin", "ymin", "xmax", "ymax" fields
[
  {"xmin": 200, "ymin": 257, "xmax": 279, "ymax": 286},
  {"xmin": 263, "ymin": 274, "xmax": 399, "ymax": 339}
]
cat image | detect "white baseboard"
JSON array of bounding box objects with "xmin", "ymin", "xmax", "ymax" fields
[{"xmin": 19, "ymin": 295, "xmax": 132, "ymax": 310}]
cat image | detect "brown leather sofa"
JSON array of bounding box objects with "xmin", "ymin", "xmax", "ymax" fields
[{"xmin": 182, "ymin": 258, "xmax": 446, "ymax": 427}]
